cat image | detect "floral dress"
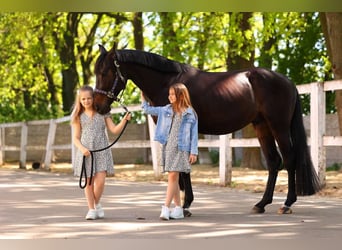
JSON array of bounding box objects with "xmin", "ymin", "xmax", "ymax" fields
[
  {"xmin": 73, "ymin": 112, "xmax": 114, "ymax": 177},
  {"xmin": 162, "ymin": 113, "xmax": 191, "ymax": 173}
]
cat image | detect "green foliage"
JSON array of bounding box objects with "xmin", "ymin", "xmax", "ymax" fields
[
  {"xmin": 0, "ymin": 13, "xmax": 64, "ymax": 122},
  {"xmin": 0, "ymin": 12, "xmax": 336, "ymax": 123},
  {"xmin": 256, "ymin": 12, "xmax": 333, "ymax": 114},
  {"xmin": 326, "ymin": 163, "xmax": 341, "ymax": 171},
  {"xmin": 209, "ymin": 150, "xmax": 219, "ymax": 165}
]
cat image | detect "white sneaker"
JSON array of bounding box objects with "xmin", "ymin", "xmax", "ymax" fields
[
  {"xmin": 170, "ymin": 206, "xmax": 184, "ymax": 219},
  {"xmin": 95, "ymin": 204, "xmax": 104, "ymax": 219},
  {"xmin": 160, "ymin": 205, "xmax": 170, "ymax": 220},
  {"xmin": 85, "ymin": 209, "xmax": 97, "ymax": 220}
]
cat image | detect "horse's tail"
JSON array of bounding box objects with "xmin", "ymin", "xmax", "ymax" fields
[{"xmin": 291, "ymin": 90, "xmax": 322, "ymax": 195}]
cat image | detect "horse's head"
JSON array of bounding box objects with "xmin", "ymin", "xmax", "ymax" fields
[{"xmin": 94, "ymin": 44, "xmax": 127, "ymax": 114}]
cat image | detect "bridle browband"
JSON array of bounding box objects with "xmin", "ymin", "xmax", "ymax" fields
[{"xmin": 94, "ymin": 58, "xmax": 126, "ymax": 101}]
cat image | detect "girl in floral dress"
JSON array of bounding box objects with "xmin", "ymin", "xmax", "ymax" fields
[
  {"xmin": 71, "ymin": 85, "xmax": 131, "ymax": 220},
  {"xmin": 141, "ymin": 83, "xmax": 198, "ymax": 220}
]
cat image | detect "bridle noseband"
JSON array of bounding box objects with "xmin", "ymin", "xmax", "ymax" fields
[{"xmin": 94, "ymin": 58, "xmax": 126, "ymax": 101}]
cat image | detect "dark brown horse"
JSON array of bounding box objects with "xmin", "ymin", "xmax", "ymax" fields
[{"xmin": 93, "ymin": 45, "xmax": 321, "ymax": 214}]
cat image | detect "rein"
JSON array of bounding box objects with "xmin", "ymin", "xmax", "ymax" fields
[{"xmin": 79, "ymin": 106, "xmax": 130, "ymax": 189}]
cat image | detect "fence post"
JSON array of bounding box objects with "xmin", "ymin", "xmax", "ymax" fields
[
  {"xmin": 310, "ymin": 82, "xmax": 326, "ymax": 186},
  {"xmin": 219, "ymin": 134, "xmax": 232, "ymax": 186},
  {"xmin": 147, "ymin": 115, "xmax": 162, "ymax": 178},
  {"xmin": 44, "ymin": 119, "xmax": 57, "ymax": 170},
  {"xmin": 19, "ymin": 122, "xmax": 28, "ymax": 169}
]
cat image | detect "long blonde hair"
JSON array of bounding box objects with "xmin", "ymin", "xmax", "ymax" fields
[
  {"xmin": 170, "ymin": 83, "xmax": 194, "ymax": 113},
  {"xmin": 70, "ymin": 85, "xmax": 94, "ymax": 124}
]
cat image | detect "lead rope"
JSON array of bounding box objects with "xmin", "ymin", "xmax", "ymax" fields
[{"xmin": 79, "ymin": 108, "xmax": 130, "ymax": 189}]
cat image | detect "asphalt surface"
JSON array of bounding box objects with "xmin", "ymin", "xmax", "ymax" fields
[{"xmin": 1, "ymin": 168, "xmax": 342, "ymax": 241}]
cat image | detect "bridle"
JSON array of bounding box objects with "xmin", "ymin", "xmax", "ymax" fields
[{"xmin": 94, "ymin": 58, "xmax": 126, "ymax": 102}]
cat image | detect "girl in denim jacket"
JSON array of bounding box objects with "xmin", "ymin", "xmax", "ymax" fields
[{"xmin": 141, "ymin": 83, "xmax": 198, "ymax": 220}]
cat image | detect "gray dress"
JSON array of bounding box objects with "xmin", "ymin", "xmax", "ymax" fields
[
  {"xmin": 73, "ymin": 112, "xmax": 114, "ymax": 177},
  {"xmin": 162, "ymin": 114, "xmax": 191, "ymax": 173}
]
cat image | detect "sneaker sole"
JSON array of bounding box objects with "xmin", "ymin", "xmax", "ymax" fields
[
  {"xmin": 169, "ymin": 216, "xmax": 184, "ymax": 219},
  {"xmin": 86, "ymin": 216, "xmax": 97, "ymax": 220}
]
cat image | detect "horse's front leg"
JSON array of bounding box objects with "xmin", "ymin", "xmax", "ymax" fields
[{"xmin": 252, "ymin": 167, "xmax": 278, "ymax": 213}]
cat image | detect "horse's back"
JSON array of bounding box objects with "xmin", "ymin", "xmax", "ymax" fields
[{"xmin": 192, "ymin": 67, "xmax": 297, "ymax": 134}]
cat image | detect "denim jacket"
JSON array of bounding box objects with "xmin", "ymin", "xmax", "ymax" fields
[{"xmin": 142, "ymin": 101, "xmax": 198, "ymax": 155}]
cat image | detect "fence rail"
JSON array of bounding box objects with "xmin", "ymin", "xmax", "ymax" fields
[{"xmin": 1, "ymin": 80, "xmax": 342, "ymax": 186}]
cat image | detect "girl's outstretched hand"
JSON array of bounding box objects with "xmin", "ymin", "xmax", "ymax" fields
[{"xmin": 189, "ymin": 154, "xmax": 197, "ymax": 164}]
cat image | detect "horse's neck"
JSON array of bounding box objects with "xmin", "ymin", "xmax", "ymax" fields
[{"xmin": 123, "ymin": 64, "xmax": 170, "ymax": 105}]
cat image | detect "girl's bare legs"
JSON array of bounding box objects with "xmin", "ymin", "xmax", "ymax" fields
[
  {"xmin": 84, "ymin": 172, "xmax": 106, "ymax": 207},
  {"xmin": 165, "ymin": 171, "xmax": 181, "ymax": 207},
  {"xmin": 161, "ymin": 171, "xmax": 184, "ymax": 220},
  {"xmin": 84, "ymin": 172, "xmax": 106, "ymax": 219},
  {"xmin": 93, "ymin": 171, "xmax": 106, "ymax": 205},
  {"xmin": 84, "ymin": 178, "xmax": 95, "ymax": 210}
]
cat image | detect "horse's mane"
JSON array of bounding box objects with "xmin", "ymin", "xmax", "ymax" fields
[{"xmin": 116, "ymin": 49, "xmax": 192, "ymax": 73}]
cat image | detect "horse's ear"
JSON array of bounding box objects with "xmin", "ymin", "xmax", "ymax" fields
[
  {"xmin": 110, "ymin": 42, "xmax": 118, "ymax": 52},
  {"xmin": 98, "ymin": 44, "xmax": 107, "ymax": 54}
]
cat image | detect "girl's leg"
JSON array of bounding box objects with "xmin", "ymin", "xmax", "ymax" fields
[
  {"xmin": 166, "ymin": 172, "xmax": 184, "ymax": 219},
  {"xmin": 165, "ymin": 171, "xmax": 180, "ymax": 207},
  {"xmin": 84, "ymin": 178, "xmax": 95, "ymax": 209},
  {"xmin": 93, "ymin": 171, "xmax": 106, "ymax": 205},
  {"xmin": 84, "ymin": 177, "xmax": 97, "ymax": 220},
  {"xmin": 173, "ymin": 182, "xmax": 181, "ymax": 207},
  {"xmin": 160, "ymin": 171, "xmax": 179, "ymax": 220}
]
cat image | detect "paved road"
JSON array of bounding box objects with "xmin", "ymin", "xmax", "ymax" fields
[{"xmin": 1, "ymin": 168, "xmax": 342, "ymax": 241}]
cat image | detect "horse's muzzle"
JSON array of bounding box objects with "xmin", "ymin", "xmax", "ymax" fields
[{"xmin": 95, "ymin": 104, "xmax": 111, "ymax": 115}]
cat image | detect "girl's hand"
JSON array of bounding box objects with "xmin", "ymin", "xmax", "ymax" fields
[
  {"xmin": 189, "ymin": 154, "xmax": 197, "ymax": 164},
  {"xmin": 124, "ymin": 112, "xmax": 132, "ymax": 121},
  {"xmin": 81, "ymin": 148, "xmax": 90, "ymax": 157}
]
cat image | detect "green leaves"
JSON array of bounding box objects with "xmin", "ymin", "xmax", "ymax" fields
[{"xmin": 0, "ymin": 12, "xmax": 334, "ymax": 122}]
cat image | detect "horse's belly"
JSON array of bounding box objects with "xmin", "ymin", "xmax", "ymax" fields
[{"xmin": 198, "ymin": 118, "xmax": 251, "ymax": 135}]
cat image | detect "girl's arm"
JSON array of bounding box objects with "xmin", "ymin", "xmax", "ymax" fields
[
  {"xmin": 189, "ymin": 117, "xmax": 199, "ymax": 164},
  {"xmin": 190, "ymin": 116, "xmax": 199, "ymax": 155},
  {"xmin": 72, "ymin": 119, "xmax": 90, "ymax": 157},
  {"xmin": 141, "ymin": 92, "xmax": 162, "ymax": 116},
  {"xmin": 105, "ymin": 112, "xmax": 131, "ymax": 135}
]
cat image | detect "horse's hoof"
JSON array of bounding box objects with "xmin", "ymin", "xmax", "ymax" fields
[
  {"xmin": 251, "ymin": 206, "xmax": 265, "ymax": 214},
  {"xmin": 277, "ymin": 206, "xmax": 292, "ymax": 214},
  {"xmin": 183, "ymin": 209, "xmax": 192, "ymax": 217}
]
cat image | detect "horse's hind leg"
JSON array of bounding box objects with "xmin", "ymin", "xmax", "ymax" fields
[
  {"xmin": 251, "ymin": 120, "xmax": 283, "ymax": 214},
  {"xmin": 273, "ymin": 132, "xmax": 297, "ymax": 214}
]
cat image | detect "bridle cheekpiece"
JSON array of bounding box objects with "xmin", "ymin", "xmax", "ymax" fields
[{"xmin": 94, "ymin": 58, "xmax": 126, "ymax": 101}]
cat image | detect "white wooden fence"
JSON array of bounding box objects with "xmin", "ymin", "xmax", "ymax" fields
[{"xmin": 0, "ymin": 80, "xmax": 341, "ymax": 186}]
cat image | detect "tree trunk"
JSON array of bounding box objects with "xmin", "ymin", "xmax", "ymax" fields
[
  {"xmin": 59, "ymin": 13, "xmax": 80, "ymax": 114},
  {"xmin": 133, "ymin": 12, "xmax": 144, "ymax": 50},
  {"xmin": 227, "ymin": 12, "xmax": 264, "ymax": 169},
  {"xmin": 239, "ymin": 124, "xmax": 264, "ymax": 169},
  {"xmin": 159, "ymin": 12, "xmax": 182, "ymax": 59},
  {"xmin": 320, "ymin": 12, "xmax": 342, "ymax": 135},
  {"xmin": 79, "ymin": 14, "xmax": 103, "ymax": 86}
]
